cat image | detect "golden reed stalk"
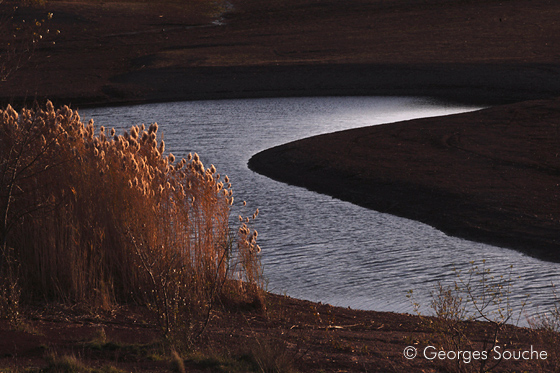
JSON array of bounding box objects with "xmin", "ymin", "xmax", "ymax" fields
[{"xmin": 0, "ymin": 102, "xmax": 262, "ymax": 319}]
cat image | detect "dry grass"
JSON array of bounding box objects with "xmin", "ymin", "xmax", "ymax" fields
[{"xmin": 0, "ymin": 101, "xmax": 263, "ymax": 338}]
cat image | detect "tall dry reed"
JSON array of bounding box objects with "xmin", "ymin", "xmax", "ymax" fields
[{"xmin": 0, "ymin": 102, "xmax": 262, "ymax": 328}]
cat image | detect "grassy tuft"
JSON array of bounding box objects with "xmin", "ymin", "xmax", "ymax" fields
[
  {"xmin": 43, "ymin": 353, "xmax": 87, "ymax": 373},
  {"xmin": 170, "ymin": 350, "xmax": 186, "ymax": 373}
]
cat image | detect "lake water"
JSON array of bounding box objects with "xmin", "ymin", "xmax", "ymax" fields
[{"xmin": 82, "ymin": 96, "xmax": 560, "ymax": 325}]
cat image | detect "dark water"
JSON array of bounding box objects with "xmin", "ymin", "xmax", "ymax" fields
[{"xmin": 82, "ymin": 96, "xmax": 560, "ymax": 325}]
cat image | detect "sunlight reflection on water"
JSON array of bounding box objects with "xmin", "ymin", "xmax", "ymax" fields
[{"xmin": 82, "ymin": 96, "xmax": 560, "ymax": 325}]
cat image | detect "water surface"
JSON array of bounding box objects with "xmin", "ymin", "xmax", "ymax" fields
[{"xmin": 82, "ymin": 96, "xmax": 560, "ymax": 324}]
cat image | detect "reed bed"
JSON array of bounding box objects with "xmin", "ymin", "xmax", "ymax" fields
[{"xmin": 0, "ymin": 101, "xmax": 262, "ymax": 332}]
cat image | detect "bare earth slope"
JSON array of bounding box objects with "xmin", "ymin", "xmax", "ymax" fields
[
  {"xmin": 3, "ymin": 0, "xmax": 560, "ymax": 107},
  {"xmin": 249, "ymin": 99, "xmax": 560, "ymax": 261}
]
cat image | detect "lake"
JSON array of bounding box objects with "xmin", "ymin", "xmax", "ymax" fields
[{"xmin": 82, "ymin": 96, "xmax": 560, "ymax": 324}]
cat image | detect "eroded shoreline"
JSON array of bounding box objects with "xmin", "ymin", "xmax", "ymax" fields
[{"xmin": 249, "ymin": 98, "xmax": 560, "ymax": 262}]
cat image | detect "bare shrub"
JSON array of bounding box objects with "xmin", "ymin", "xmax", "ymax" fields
[
  {"xmin": 526, "ymin": 284, "xmax": 560, "ymax": 372},
  {"xmin": 0, "ymin": 102, "xmax": 263, "ymax": 341},
  {"xmin": 410, "ymin": 260, "xmax": 528, "ymax": 373},
  {"xmin": 0, "ymin": 1, "xmax": 54, "ymax": 81}
]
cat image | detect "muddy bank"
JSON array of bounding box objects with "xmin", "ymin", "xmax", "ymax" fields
[
  {"xmin": 3, "ymin": 0, "xmax": 560, "ymax": 107},
  {"xmin": 106, "ymin": 63, "xmax": 560, "ymax": 107},
  {"xmin": 249, "ymin": 98, "xmax": 560, "ymax": 262}
]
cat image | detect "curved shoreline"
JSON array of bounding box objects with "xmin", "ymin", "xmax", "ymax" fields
[
  {"xmin": 2, "ymin": 0, "xmax": 558, "ymax": 261},
  {"xmin": 2, "ymin": 0, "xmax": 559, "ymax": 261},
  {"xmin": 249, "ymin": 99, "xmax": 560, "ymax": 262}
]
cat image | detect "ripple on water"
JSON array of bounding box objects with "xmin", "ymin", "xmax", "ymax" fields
[{"xmin": 82, "ymin": 96, "xmax": 560, "ymax": 325}]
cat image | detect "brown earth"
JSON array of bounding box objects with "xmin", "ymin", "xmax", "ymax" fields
[
  {"xmin": 2, "ymin": 0, "xmax": 560, "ymax": 371},
  {"xmin": 3, "ymin": 0, "xmax": 560, "ymax": 107},
  {"xmin": 249, "ymin": 99, "xmax": 560, "ymax": 262},
  {"xmin": 2, "ymin": 295, "xmax": 560, "ymax": 372}
]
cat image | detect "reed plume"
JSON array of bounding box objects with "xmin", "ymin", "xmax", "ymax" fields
[{"xmin": 0, "ymin": 102, "xmax": 263, "ymax": 328}]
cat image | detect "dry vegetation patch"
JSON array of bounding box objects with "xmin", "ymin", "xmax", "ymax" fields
[{"xmin": 0, "ymin": 102, "xmax": 263, "ymax": 349}]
